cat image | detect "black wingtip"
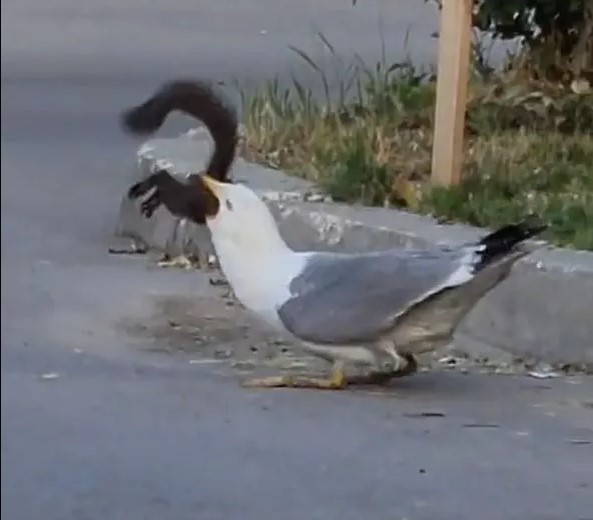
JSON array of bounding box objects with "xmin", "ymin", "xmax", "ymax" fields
[
  {"xmin": 480, "ymin": 215, "xmax": 548, "ymax": 249},
  {"xmin": 473, "ymin": 215, "xmax": 548, "ymax": 271}
]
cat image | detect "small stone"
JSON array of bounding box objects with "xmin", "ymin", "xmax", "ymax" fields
[
  {"xmin": 40, "ymin": 373, "xmax": 60, "ymax": 381},
  {"xmin": 214, "ymin": 348, "xmax": 231, "ymax": 359},
  {"xmin": 209, "ymin": 276, "xmax": 228, "ymax": 287},
  {"xmin": 231, "ymin": 360, "xmax": 256, "ymax": 369},
  {"xmin": 527, "ymin": 364, "xmax": 558, "ymax": 379},
  {"xmin": 438, "ymin": 355, "xmax": 459, "ymax": 365},
  {"xmin": 403, "ymin": 412, "xmax": 445, "ymax": 418}
]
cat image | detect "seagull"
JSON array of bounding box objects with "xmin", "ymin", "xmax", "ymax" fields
[{"xmin": 196, "ymin": 174, "xmax": 547, "ymax": 390}]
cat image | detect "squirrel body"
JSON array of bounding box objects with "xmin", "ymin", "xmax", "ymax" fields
[{"xmin": 122, "ymin": 79, "xmax": 238, "ymax": 224}]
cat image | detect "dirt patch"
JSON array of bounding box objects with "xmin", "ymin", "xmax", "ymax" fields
[
  {"xmin": 117, "ymin": 275, "xmax": 593, "ymax": 379},
  {"xmin": 118, "ymin": 287, "xmax": 329, "ymax": 375}
]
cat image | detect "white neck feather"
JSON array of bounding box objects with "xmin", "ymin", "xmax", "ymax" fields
[{"xmin": 210, "ymin": 229, "xmax": 305, "ymax": 328}]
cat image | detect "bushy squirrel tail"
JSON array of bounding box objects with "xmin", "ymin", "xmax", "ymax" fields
[{"xmin": 121, "ymin": 79, "xmax": 238, "ymax": 180}]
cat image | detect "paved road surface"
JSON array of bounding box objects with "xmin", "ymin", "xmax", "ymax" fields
[{"xmin": 2, "ymin": 1, "xmax": 592, "ymax": 519}]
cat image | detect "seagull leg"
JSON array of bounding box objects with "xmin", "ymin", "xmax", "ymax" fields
[
  {"xmin": 391, "ymin": 352, "xmax": 418, "ymax": 377},
  {"xmin": 366, "ymin": 352, "xmax": 418, "ymax": 382},
  {"xmin": 242, "ymin": 361, "xmax": 348, "ymax": 390}
]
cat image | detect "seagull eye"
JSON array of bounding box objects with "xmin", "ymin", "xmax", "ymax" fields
[{"xmin": 225, "ymin": 199, "xmax": 233, "ymax": 211}]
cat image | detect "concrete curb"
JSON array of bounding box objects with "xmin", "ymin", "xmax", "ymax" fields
[{"xmin": 114, "ymin": 129, "xmax": 593, "ymax": 366}]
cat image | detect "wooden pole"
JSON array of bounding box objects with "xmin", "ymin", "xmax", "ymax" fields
[{"xmin": 431, "ymin": 0, "xmax": 473, "ymax": 187}]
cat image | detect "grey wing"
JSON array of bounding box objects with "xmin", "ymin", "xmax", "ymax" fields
[{"xmin": 277, "ymin": 248, "xmax": 466, "ymax": 344}]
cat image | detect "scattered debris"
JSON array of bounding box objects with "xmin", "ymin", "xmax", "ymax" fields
[
  {"xmin": 157, "ymin": 254, "xmax": 199, "ymax": 270},
  {"xmin": 403, "ymin": 412, "xmax": 446, "ymax": 418},
  {"xmin": 438, "ymin": 355, "xmax": 462, "ymax": 366},
  {"xmin": 304, "ymin": 192, "xmax": 332, "ymax": 203},
  {"xmin": 559, "ymin": 363, "xmax": 593, "ymax": 375},
  {"xmin": 121, "ymin": 291, "xmax": 593, "ymax": 384},
  {"xmin": 567, "ymin": 439, "xmax": 592, "ymax": 445},
  {"xmin": 40, "ymin": 372, "xmax": 60, "ymax": 381},
  {"xmin": 209, "ymin": 276, "xmax": 229, "ymax": 287},
  {"xmin": 207, "ymin": 254, "xmax": 219, "ymax": 268},
  {"xmin": 214, "ymin": 348, "xmax": 232, "ymax": 359},
  {"xmin": 232, "ymin": 360, "xmax": 257, "ymax": 370},
  {"xmin": 108, "ymin": 239, "xmax": 147, "ymax": 255},
  {"xmin": 462, "ymin": 423, "xmax": 500, "ymax": 429},
  {"xmin": 527, "ymin": 368, "xmax": 559, "ymax": 379}
]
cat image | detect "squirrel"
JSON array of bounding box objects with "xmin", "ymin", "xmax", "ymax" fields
[{"xmin": 121, "ymin": 79, "xmax": 238, "ymax": 224}]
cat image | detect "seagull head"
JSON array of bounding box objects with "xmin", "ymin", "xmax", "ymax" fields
[{"xmin": 199, "ymin": 174, "xmax": 288, "ymax": 254}]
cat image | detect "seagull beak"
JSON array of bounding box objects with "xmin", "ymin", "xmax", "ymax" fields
[
  {"xmin": 201, "ymin": 174, "xmax": 222, "ymax": 199},
  {"xmin": 199, "ymin": 173, "xmax": 224, "ymax": 219}
]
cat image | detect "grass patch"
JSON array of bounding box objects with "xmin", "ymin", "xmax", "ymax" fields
[{"xmin": 238, "ymin": 38, "xmax": 593, "ymax": 251}]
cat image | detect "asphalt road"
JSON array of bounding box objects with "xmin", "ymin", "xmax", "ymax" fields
[{"xmin": 1, "ymin": 1, "xmax": 592, "ymax": 519}]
